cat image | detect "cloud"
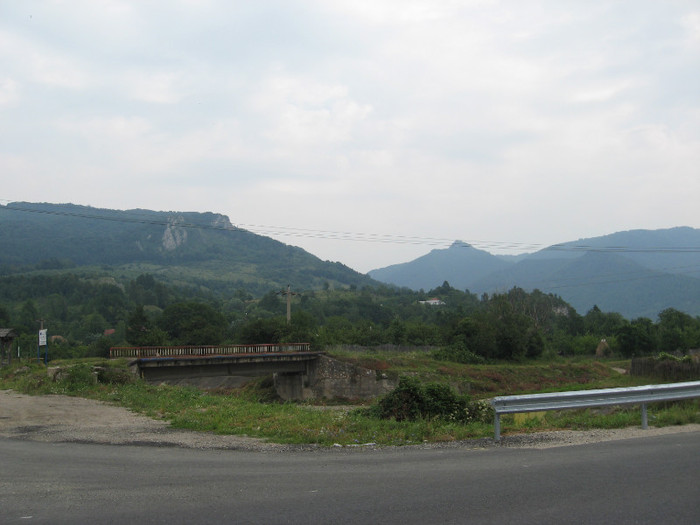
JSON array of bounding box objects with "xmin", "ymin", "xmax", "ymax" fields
[
  {"xmin": 0, "ymin": 78, "xmax": 19, "ymax": 106},
  {"xmin": 0, "ymin": 1, "xmax": 698, "ymax": 272},
  {"xmin": 0, "ymin": 30, "xmax": 91, "ymax": 90},
  {"xmin": 251, "ymin": 71, "xmax": 373, "ymax": 148},
  {"xmin": 122, "ymin": 71, "xmax": 187, "ymax": 104}
]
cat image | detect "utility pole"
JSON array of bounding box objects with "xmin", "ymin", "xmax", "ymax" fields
[{"xmin": 278, "ymin": 285, "xmax": 299, "ymax": 325}]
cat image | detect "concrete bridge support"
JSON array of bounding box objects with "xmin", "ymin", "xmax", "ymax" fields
[
  {"xmin": 132, "ymin": 353, "xmax": 398, "ymax": 401},
  {"xmin": 273, "ymin": 372, "xmax": 307, "ymax": 401}
]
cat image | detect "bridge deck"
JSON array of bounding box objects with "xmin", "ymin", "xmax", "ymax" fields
[
  {"xmin": 110, "ymin": 343, "xmax": 311, "ymax": 359},
  {"xmin": 134, "ymin": 351, "xmax": 322, "ymax": 368}
]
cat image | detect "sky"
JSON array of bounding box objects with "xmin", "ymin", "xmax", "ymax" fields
[{"xmin": 1, "ymin": 1, "xmax": 699, "ymax": 273}]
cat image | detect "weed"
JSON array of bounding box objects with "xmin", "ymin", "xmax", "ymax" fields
[{"xmin": 1, "ymin": 358, "xmax": 697, "ymax": 446}]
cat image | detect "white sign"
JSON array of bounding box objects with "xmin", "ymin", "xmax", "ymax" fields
[{"xmin": 39, "ymin": 329, "xmax": 47, "ymax": 346}]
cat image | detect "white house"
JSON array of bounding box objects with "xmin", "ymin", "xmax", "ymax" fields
[{"xmin": 419, "ymin": 298, "xmax": 445, "ymax": 306}]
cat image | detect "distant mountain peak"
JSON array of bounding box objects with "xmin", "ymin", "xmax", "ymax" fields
[
  {"xmin": 370, "ymin": 226, "xmax": 700, "ymax": 317},
  {"xmin": 369, "ymin": 240, "xmax": 512, "ymax": 291}
]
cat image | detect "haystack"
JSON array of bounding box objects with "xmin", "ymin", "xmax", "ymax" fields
[{"xmin": 595, "ymin": 338, "xmax": 610, "ymax": 357}]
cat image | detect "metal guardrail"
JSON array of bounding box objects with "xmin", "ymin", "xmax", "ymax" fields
[
  {"xmin": 109, "ymin": 343, "xmax": 311, "ymax": 359},
  {"xmin": 490, "ymin": 380, "xmax": 700, "ymax": 441}
]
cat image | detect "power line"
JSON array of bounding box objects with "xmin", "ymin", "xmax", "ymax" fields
[
  {"xmin": 524, "ymin": 264, "xmax": 700, "ymax": 291},
  {"xmin": 1, "ymin": 200, "xmax": 699, "ymax": 255}
]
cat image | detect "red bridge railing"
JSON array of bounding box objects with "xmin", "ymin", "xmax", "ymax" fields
[{"xmin": 109, "ymin": 343, "xmax": 311, "ymax": 359}]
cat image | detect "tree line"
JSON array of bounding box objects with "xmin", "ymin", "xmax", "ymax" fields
[{"xmin": 1, "ymin": 273, "xmax": 699, "ymax": 361}]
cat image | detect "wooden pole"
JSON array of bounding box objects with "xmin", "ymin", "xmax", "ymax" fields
[
  {"xmin": 279, "ymin": 285, "xmax": 298, "ymax": 325},
  {"xmin": 286, "ymin": 285, "xmax": 291, "ymax": 324}
]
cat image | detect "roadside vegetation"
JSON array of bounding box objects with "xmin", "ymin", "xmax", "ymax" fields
[
  {"xmin": 2, "ymin": 274, "xmax": 700, "ymax": 364},
  {"xmin": 1, "ymin": 355, "xmax": 697, "ymax": 446},
  {"xmin": 2, "ymin": 272, "xmax": 699, "ymax": 445}
]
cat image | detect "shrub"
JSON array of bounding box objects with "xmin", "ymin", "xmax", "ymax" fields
[
  {"xmin": 95, "ymin": 365, "xmax": 135, "ymax": 385},
  {"xmin": 422, "ymin": 382, "xmax": 465, "ymax": 420},
  {"xmin": 374, "ymin": 376, "xmax": 424, "ymax": 421},
  {"xmin": 59, "ymin": 363, "xmax": 98, "ymax": 391},
  {"xmin": 373, "ymin": 376, "xmax": 493, "ymax": 424},
  {"xmin": 432, "ymin": 343, "xmax": 485, "ymax": 364}
]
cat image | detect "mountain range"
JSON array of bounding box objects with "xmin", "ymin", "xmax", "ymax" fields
[
  {"xmin": 2, "ymin": 202, "xmax": 698, "ymax": 319},
  {"xmin": 0, "ymin": 201, "xmax": 376, "ymax": 296},
  {"xmin": 368, "ymin": 228, "xmax": 700, "ymax": 319}
]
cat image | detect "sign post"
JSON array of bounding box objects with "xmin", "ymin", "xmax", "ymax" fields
[
  {"xmin": 39, "ymin": 329, "xmax": 47, "ymax": 364},
  {"xmin": 38, "ymin": 321, "xmax": 47, "ymax": 364}
]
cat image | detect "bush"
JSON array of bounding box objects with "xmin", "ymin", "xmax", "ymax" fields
[
  {"xmin": 52, "ymin": 363, "xmax": 134, "ymax": 391},
  {"xmin": 432, "ymin": 343, "xmax": 485, "ymax": 364},
  {"xmin": 95, "ymin": 365, "xmax": 135, "ymax": 385},
  {"xmin": 374, "ymin": 376, "xmax": 424, "ymax": 421},
  {"xmin": 59, "ymin": 363, "xmax": 98, "ymax": 392},
  {"xmin": 372, "ymin": 376, "xmax": 493, "ymax": 424}
]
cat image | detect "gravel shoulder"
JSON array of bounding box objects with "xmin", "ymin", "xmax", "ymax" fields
[{"xmin": 1, "ymin": 389, "xmax": 698, "ymax": 451}]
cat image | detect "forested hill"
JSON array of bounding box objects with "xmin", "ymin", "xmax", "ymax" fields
[
  {"xmin": 0, "ymin": 201, "xmax": 376, "ymax": 294},
  {"xmin": 369, "ymin": 241, "xmax": 512, "ymax": 291},
  {"xmin": 369, "ymin": 228, "xmax": 700, "ymax": 319}
]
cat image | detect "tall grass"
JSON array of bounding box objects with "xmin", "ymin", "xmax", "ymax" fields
[{"xmin": 1, "ymin": 359, "xmax": 697, "ymax": 446}]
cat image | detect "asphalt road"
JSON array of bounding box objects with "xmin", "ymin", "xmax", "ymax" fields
[{"xmin": 1, "ymin": 432, "xmax": 698, "ymax": 524}]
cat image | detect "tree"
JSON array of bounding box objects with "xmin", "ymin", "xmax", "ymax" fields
[
  {"xmin": 584, "ymin": 306, "xmax": 626, "ymax": 336},
  {"xmin": 388, "ymin": 318, "xmax": 407, "ymax": 345},
  {"xmin": 83, "ymin": 312, "xmax": 107, "ymax": 336},
  {"xmin": 17, "ymin": 300, "xmax": 39, "ymax": 334},
  {"xmin": 46, "ymin": 293, "xmax": 69, "ymax": 322},
  {"xmin": 450, "ymin": 315, "xmax": 496, "ymax": 359},
  {"xmin": 316, "ymin": 316, "xmax": 355, "ymax": 345},
  {"xmin": 126, "ymin": 306, "xmax": 167, "ymax": 346},
  {"xmin": 284, "ymin": 311, "xmax": 317, "ymax": 345},
  {"xmin": 90, "ymin": 284, "xmax": 128, "ymax": 324},
  {"xmin": 0, "ymin": 304, "xmax": 10, "ymax": 326},
  {"xmin": 235, "ymin": 317, "xmax": 286, "ymax": 344},
  {"xmin": 127, "ymin": 274, "xmax": 171, "ymax": 307},
  {"xmin": 524, "ymin": 327, "xmax": 545, "ymax": 358},
  {"xmin": 258, "ymin": 291, "xmax": 283, "ymax": 314},
  {"xmin": 617, "ymin": 318, "xmax": 656, "ymax": 357},
  {"xmin": 488, "ymin": 296, "xmax": 533, "ymax": 360},
  {"xmin": 159, "ymin": 302, "xmax": 228, "ymax": 345},
  {"xmin": 656, "ymin": 308, "xmax": 699, "ymax": 352}
]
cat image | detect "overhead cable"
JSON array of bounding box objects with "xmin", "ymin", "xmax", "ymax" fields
[{"xmin": 1, "ymin": 200, "xmax": 699, "ymax": 255}]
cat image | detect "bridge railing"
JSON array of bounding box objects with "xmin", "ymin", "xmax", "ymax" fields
[
  {"xmin": 490, "ymin": 380, "xmax": 700, "ymax": 441},
  {"xmin": 109, "ymin": 343, "xmax": 311, "ymax": 359}
]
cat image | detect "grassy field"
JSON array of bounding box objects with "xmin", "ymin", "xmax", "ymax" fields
[
  {"xmin": 1, "ymin": 353, "xmax": 697, "ymax": 446},
  {"xmin": 325, "ymin": 347, "xmax": 645, "ymax": 396}
]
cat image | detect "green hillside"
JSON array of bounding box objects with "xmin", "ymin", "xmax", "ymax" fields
[
  {"xmin": 543, "ymin": 227, "xmax": 700, "ymax": 279},
  {"xmin": 368, "ymin": 227, "xmax": 700, "ymax": 318},
  {"xmin": 475, "ymin": 251, "xmax": 700, "ymax": 318},
  {"xmin": 369, "ymin": 241, "xmax": 512, "ymax": 291},
  {"xmin": 0, "ymin": 202, "xmax": 376, "ymax": 295}
]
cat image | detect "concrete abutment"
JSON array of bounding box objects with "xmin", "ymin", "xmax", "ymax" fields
[{"xmin": 135, "ymin": 353, "xmax": 398, "ymax": 401}]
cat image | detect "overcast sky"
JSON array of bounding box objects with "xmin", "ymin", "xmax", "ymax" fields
[{"xmin": 1, "ymin": 1, "xmax": 698, "ymax": 273}]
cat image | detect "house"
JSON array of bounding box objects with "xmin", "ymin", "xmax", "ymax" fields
[{"xmin": 419, "ymin": 298, "xmax": 445, "ymax": 306}]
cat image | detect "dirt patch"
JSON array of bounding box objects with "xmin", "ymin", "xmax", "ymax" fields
[
  {"xmin": 0, "ymin": 390, "xmax": 290, "ymax": 451},
  {"xmin": 1, "ymin": 389, "xmax": 698, "ymax": 451}
]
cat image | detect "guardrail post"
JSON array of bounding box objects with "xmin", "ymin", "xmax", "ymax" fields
[
  {"xmin": 641, "ymin": 403, "xmax": 648, "ymax": 430},
  {"xmin": 494, "ymin": 413, "xmax": 501, "ymax": 442}
]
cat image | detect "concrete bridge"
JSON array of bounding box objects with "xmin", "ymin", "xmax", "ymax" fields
[{"xmin": 110, "ymin": 344, "xmax": 396, "ymax": 400}]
